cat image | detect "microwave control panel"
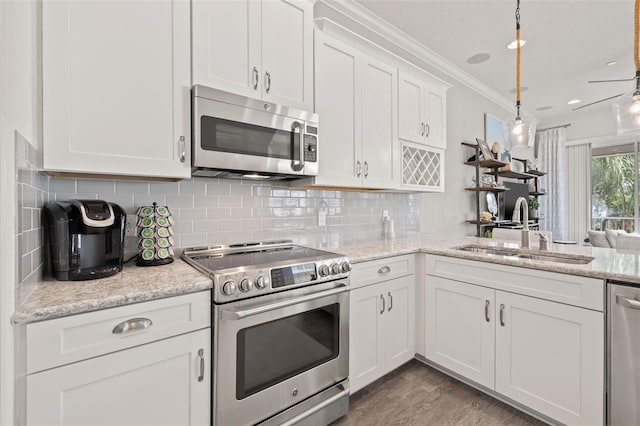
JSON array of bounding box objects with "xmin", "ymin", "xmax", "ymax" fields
[{"xmin": 304, "ymin": 125, "xmax": 318, "ymax": 162}]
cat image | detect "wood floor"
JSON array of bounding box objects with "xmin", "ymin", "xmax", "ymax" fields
[{"xmin": 333, "ymin": 360, "xmax": 546, "ymax": 426}]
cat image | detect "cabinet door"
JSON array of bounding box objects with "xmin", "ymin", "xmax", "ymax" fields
[
  {"xmin": 349, "ymin": 282, "xmax": 385, "ymax": 393},
  {"xmin": 43, "ymin": 0, "xmax": 191, "ymax": 179},
  {"xmin": 398, "ymin": 72, "xmax": 424, "ymax": 144},
  {"xmin": 495, "ymin": 292, "xmax": 604, "ymax": 426},
  {"xmin": 424, "ymin": 85, "xmax": 446, "ymax": 149},
  {"xmin": 192, "ymin": 0, "xmax": 261, "ymax": 98},
  {"xmin": 313, "ymin": 32, "xmax": 362, "ymax": 187},
  {"xmin": 361, "ymin": 57, "xmax": 397, "ymax": 189},
  {"xmin": 424, "ymin": 276, "xmax": 495, "ymax": 389},
  {"xmin": 383, "ymin": 276, "xmax": 415, "ymax": 372},
  {"xmin": 26, "ymin": 329, "xmax": 211, "ymax": 426},
  {"xmin": 261, "ymin": 0, "xmax": 313, "ymax": 110}
]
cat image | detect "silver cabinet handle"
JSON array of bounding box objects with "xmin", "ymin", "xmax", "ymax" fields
[
  {"xmin": 425, "ymin": 123, "xmax": 430, "ymax": 138},
  {"xmin": 387, "ymin": 291, "xmax": 393, "ymax": 312},
  {"xmin": 252, "ymin": 67, "xmax": 259, "ymax": 90},
  {"xmin": 356, "ymin": 161, "xmax": 362, "ymax": 177},
  {"xmin": 380, "ymin": 294, "xmax": 385, "ymax": 315},
  {"xmin": 178, "ymin": 136, "xmax": 186, "ymax": 163},
  {"xmin": 265, "ymin": 71, "xmax": 271, "ymax": 93},
  {"xmin": 290, "ymin": 121, "xmax": 305, "ymax": 172},
  {"xmin": 378, "ymin": 265, "xmax": 391, "ymax": 274},
  {"xmin": 485, "ymin": 300, "xmax": 490, "ymax": 322},
  {"xmin": 364, "ymin": 161, "xmax": 369, "ymax": 178},
  {"xmin": 420, "ymin": 122, "xmax": 425, "ymax": 136},
  {"xmin": 499, "ymin": 304, "xmax": 505, "ymax": 326},
  {"xmin": 197, "ymin": 348, "xmax": 205, "ymax": 382},
  {"xmin": 112, "ymin": 318, "xmax": 152, "ymax": 334},
  {"xmin": 616, "ymin": 294, "xmax": 640, "ymax": 309}
]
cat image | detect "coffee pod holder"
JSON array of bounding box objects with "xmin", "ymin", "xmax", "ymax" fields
[{"xmin": 135, "ymin": 202, "xmax": 175, "ymax": 267}]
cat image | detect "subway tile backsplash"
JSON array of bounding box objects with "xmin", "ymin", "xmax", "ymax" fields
[{"xmin": 50, "ymin": 176, "xmax": 420, "ymax": 255}]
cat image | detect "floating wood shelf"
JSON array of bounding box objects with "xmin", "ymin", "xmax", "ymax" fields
[
  {"xmin": 465, "ymin": 159, "xmax": 506, "ymax": 169},
  {"xmin": 465, "ymin": 186, "xmax": 509, "ymax": 193},
  {"xmin": 496, "ymin": 170, "xmax": 536, "ymax": 179},
  {"xmin": 526, "ymin": 169, "xmax": 546, "ymax": 176},
  {"xmin": 465, "ymin": 219, "xmax": 497, "ymax": 225}
]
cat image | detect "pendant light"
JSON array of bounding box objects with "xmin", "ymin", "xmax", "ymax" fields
[
  {"xmin": 503, "ymin": 0, "xmax": 537, "ymax": 148},
  {"xmin": 613, "ymin": 0, "xmax": 640, "ymax": 134}
]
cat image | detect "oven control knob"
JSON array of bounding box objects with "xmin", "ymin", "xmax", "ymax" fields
[
  {"xmin": 255, "ymin": 275, "xmax": 268, "ymax": 289},
  {"xmin": 330, "ymin": 263, "xmax": 341, "ymax": 275},
  {"xmin": 319, "ymin": 265, "xmax": 330, "ymax": 277},
  {"xmin": 239, "ymin": 277, "xmax": 253, "ymax": 292},
  {"xmin": 340, "ymin": 261, "xmax": 352, "ymax": 273},
  {"xmin": 222, "ymin": 280, "xmax": 237, "ymax": 296}
]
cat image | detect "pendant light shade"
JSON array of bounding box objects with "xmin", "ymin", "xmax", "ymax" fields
[
  {"xmin": 503, "ymin": 0, "xmax": 537, "ymax": 149},
  {"xmin": 614, "ymin": 0, "xmax": 640, "ymax": 134},
  {"xmin": 503, "ymin": 114, "xmax": 537, "ymax": 149}
]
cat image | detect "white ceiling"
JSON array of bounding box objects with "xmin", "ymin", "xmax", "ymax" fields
[{"xmin": 355, "ymin": 0, "xmax": 636, "ymax": 125}]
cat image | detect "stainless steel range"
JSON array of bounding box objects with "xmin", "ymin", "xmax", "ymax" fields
[{"xmin": 182, "ymin": 240, "xmax": 350, "ymax": 426}]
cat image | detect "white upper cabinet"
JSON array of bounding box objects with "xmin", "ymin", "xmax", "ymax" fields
[
  {"xmin": 313, "ymin": 31, "xmax": 397, "ymax": 189},
  {"xmin": 43, "ymin": 0, "xmax": 191, "ymax": 179},
  {"xmin": 192, "ymin": 0, "xmax": 313, "ymax": 111},
  {"xmin": 398, "ymin": 70, "xmax": 447, "ymax": 150}
]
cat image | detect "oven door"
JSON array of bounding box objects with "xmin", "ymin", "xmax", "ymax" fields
[
  {"xmin": 213, "ymin": 281, "xmax": 349, "ymax": 426},
  {"xmin": 193, "ymin": 90, "xmax": 318, "ymax": 177}
]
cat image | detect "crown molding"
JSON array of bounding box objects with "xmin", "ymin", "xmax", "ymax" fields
[{"xmin": 318, "ymin": 0, "xmax": 528, "ymax": 117}]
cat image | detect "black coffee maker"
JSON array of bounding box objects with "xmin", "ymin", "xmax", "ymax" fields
[{"xmin": 44, "ymin": 200, "xmax": 126, "ymax": 280}]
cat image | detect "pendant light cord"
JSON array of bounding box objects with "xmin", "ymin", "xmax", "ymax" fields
[
  {"xmin": 515, "ymin": 0, "xmax": 521, "ymax": 116},
  {"xmin": 635, "ymin": 0, "xmax": 639, "ymax": 73}
]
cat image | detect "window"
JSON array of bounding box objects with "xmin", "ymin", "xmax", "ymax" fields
[{"xmin": 591, "ymin": 143, "xmax": 639, "ymax": 231}]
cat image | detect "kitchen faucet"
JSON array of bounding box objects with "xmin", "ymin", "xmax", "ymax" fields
[{"xmin": 512, "ymin": 197, "xmax": 530, "ymax": 249}]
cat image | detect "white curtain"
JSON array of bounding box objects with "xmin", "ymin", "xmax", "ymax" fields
[
  {"xmin": 565, "ymin": 144, "xmax": 592, "ymax": 243},
  {"xmin": 535, "ymin": 128, "xmax": 567, "ymax": 240}
]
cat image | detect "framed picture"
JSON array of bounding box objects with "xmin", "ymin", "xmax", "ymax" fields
[
  {"xmin": 481, "ymin": 175, "xmax": 494, "ymax": 187},
  {"xmin": 484, "ymin": 113, "xmax": 505, "ymax": 151},
  {"xmin": 475, "ymin": 138, "xmax": 493, "ymax": 160}
]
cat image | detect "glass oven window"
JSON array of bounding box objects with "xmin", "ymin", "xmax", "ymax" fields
[
  {"xmin": 201, "ymin": 116, "xmax": 294, "ymax": 159},
  {"xmin": 236, "ymin": 304, "xmax": 340, "ymax": 400}
]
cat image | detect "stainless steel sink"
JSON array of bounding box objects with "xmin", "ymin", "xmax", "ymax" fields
[{"xmin": 455, "ymin": 244, "xmax": 594, "ymax": 265}]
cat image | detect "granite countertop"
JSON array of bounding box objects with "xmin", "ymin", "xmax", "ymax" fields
[
  {"xmin": 13, "ymin": 259, "xmax": 212, "ymax": 324},
  {"xmin": 15, "ymin": 233, "xmax": 640, "ymax": 324}
]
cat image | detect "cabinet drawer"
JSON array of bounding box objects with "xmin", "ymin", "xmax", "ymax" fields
[
  {"xmin": 351, "ymin": 255, "xmax": 414, "ymax": 290},
  {"xmin": 425, "ymin": 255, "xmax": 604, "ymax": 311},
  {"xmin": 26, "ymin": 291, "xmax": 211, "ymax": 373}
]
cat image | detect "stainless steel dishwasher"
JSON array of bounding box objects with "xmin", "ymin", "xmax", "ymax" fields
[{"xmin": 609, "ymin": 281, "xmax": 640, "ymax": 425}]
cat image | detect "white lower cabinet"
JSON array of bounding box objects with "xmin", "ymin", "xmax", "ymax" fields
[
  {"xmin": 26, "ymin": 328, "xmax": 210, "ymax": 426},
  {"xmin": 424, "ymin": 265, "xmax": 604, "ymax": 426},
  {"xmin": 350, "ymin": 265, "xmax": 415, "ymax": 393}
]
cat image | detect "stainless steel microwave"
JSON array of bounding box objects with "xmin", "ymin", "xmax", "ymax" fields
[{"xmin": 192, "ymin": 85, "xmax": 319, "ymax": 180}]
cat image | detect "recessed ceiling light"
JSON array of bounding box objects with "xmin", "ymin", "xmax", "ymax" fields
[
  {"xmin": 606, "ymin": 60, "xmax": 618, "ymax": 66},
  {"xmin": 507, "ymin": 39, "xmax": 526, "ymax": 49},
  {"xmin": 567, "ymin": 99, "xmax": 581, "ymax": 105},
  {"xmin": 467, "ymin": 53, "xmax": 490, "ymax": 64},
  {"xmin": 509, "ymin": 86, "xmax": 528, "ymax": 94},
  {"xmin": 536, "ymin": 106, "xmax": 553, "ymax": 111}
]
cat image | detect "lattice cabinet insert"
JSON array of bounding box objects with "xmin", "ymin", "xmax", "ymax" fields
[{"xmin": 402, "ymin": 143, "xmax": 444, "ymax": 192}]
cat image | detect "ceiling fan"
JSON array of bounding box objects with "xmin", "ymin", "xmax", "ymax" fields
[{"xmin": 573, "ymin": 0, "xmax": 640, "ymax": 116}]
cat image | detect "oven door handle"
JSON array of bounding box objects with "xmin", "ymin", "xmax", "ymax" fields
[{"xmin": 222, "ymin": 284, "xmax": 350, "ymax": 320}]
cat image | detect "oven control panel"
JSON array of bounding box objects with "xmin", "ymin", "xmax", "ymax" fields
[{"xmin": 213, "ymin": 257, "xmax": 350, "ymax": 302}]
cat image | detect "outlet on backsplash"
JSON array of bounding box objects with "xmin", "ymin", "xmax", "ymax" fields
[{"xmin": 125, "ymin": 214, "xmax": 137, "ymax": 238}]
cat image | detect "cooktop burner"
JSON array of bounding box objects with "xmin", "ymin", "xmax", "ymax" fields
[{"xmin": 182, "ymin": 240, "xmax": 350, "ymax": 303}]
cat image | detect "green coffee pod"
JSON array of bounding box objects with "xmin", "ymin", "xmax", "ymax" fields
[
  {"xmin": 157, "ymin": 238, "xmax": 170, "ymax": 248},
  {"xmin": 138, "ymin": 206, "xmax": 154, "ymax": 217},
  {"xmin": 157, "ymin": 248, "xmax": 170, "ymax": 259},
  {"xmin": 168, "ymin": 247, "xmax": 174, "ymax": 256},
  {"xmin": 138, "ymin": 217, "xmax": 154, "ymax": 228},
  {"xmin": 140, "ymin": 249, "xmax": 154, "ymax": 261},
  {"xmin": 167, "ymin": 236, "xmax": 175, "ymax": 246},
  {"xmin": 140, "ymin": 238, "xmax": 155, "ymax": 249},
  {"xmin": 157, "ymin": 227, "xmax": 170, "ymax": 238},
  {"xmin": 155, "ymin": 206, "xmax": 171, "ymax": 217},
  {"xmin": 156, "ymin": 217, "xmax": 169, "ymax": 227},
  {"xmin": 139, "ymin": 227, "xmax": 154, "ymax": 238}
]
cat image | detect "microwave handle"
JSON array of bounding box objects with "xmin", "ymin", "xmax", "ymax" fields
[{"xmin": 291, "ymin": 121, "xmax": 305, "ymax": 172}]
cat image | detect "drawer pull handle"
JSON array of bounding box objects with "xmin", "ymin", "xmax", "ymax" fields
[
  {"xmin": 197, "ymin": 348, "xmax": 205, "ymax": 382},
  {"xmin": 499, "ymin": 304, "xmax": 505, "ymax": 327},
  {"xmin": 112, "ymin": 318, "xmax": 153, "ymax": 334},
  {"xmin": 378, "ymin": 266, "xmax": 391, "ymax": 274}
]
